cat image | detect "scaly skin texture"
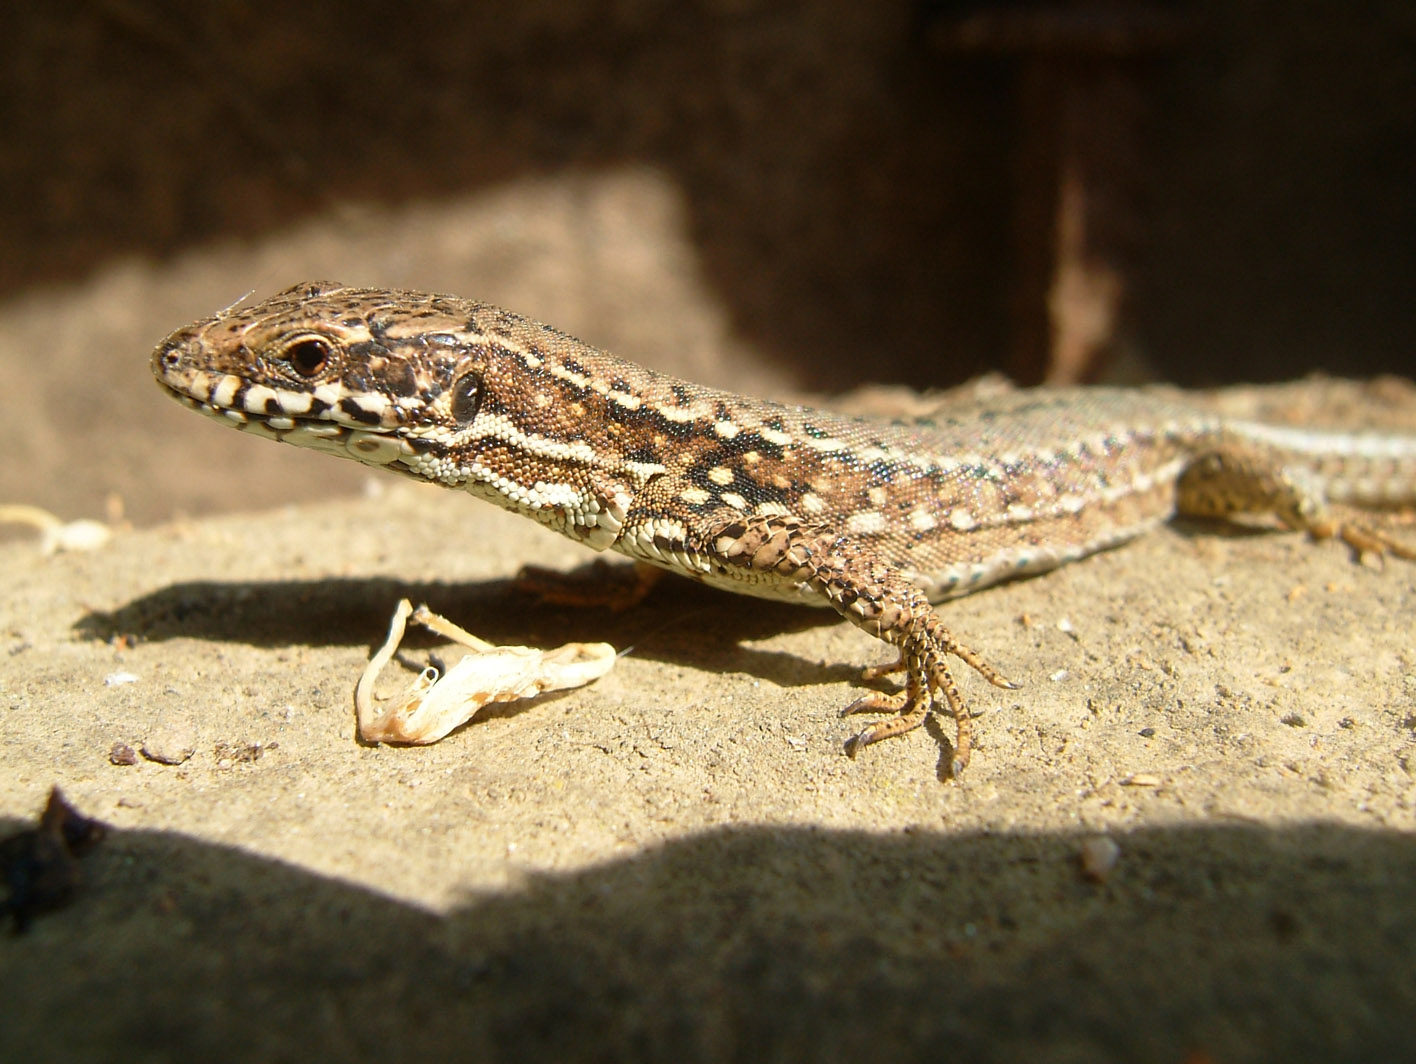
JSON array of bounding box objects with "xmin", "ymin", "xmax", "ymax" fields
[{"xmin": 152, "ymin": 282, "xmax": 1416, "ymax": 776}]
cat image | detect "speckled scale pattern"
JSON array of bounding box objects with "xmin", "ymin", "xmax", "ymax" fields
[{"xmin": 152, "ymin": 282, "xmax": 1416, "ymax": 776}]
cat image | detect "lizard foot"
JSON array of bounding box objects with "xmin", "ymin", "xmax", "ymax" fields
[
  {"xmin": 1311, "ymin": 506, "xmax": 1416, "ymax": 563},
  {"xmin": 841, "ymin": 671, "xmax": 971, "ymax": 778}
]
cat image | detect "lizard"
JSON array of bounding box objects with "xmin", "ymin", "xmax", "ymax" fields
[{"xmin": 151, "ymin": 281, "xmax": 1416, "ymax": 777}]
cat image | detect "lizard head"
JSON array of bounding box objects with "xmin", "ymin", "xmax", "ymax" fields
[
  {"xmin": 152, "ymin": 281, "xmax": 656, "ymax": 546},
  {"xmin": 153, "ymin": 281, "xmax": 477, "ymax": 472}
]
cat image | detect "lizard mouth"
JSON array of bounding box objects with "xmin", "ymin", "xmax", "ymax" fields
[{"xmin": 154, "ymin": 375, "xmax": 414, "ymax": 467}]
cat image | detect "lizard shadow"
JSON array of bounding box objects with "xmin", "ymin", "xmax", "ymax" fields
[{"xmin": 75, "ymin": 570, "xmax": 865, "ymax": 693}]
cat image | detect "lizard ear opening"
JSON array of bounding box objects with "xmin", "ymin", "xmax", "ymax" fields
[{"xmin": 451, "ymin": 372, "xmax": 483, "ymax": 423}]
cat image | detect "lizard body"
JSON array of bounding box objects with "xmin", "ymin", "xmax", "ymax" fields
[{"xmin": 152, "ymin": 282, "xmax": 1416, "ymax": 775}]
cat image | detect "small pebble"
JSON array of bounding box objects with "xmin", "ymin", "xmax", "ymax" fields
[
  {"xmin": 1079, "ymin": 835, "xmax": 1121, "ymax": 882},
  {"xmin": 1120, "ymin": 773, "xmax": 1162, "ymax": 787},
  {"xmin": 108, "ymin": 742, "xmax": 138, "ymax": 766},
  {"xmin": 142, "ymin": 717, "xmax": 197, "ymax": 765}
]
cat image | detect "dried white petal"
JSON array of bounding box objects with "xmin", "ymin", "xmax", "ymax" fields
[{"xmin": 356, "ymin": 599, "xmax": 616, "ymax": 744}]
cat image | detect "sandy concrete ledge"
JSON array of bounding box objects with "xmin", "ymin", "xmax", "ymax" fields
[{"xmin": 2, "ymin": 474, "xmax": 1413, "ymax": 1061}]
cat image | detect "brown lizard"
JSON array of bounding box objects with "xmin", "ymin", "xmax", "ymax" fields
[{"xmin": 151, "ymin": 282, "xmax": 1416, "ymax": 776}]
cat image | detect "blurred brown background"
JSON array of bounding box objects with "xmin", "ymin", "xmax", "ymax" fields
[{"xmin": 2, "ymin": 0, "xmax": 1413, "ymax": 525}]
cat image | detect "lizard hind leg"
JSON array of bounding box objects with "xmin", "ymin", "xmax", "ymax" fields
[{"xmin": 1177, "ymin": 447, "xmax": 1416, "ymax": 562}]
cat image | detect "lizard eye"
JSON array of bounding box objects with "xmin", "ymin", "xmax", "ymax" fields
[
  {"xmin": 451, "ymin": 373, "xmax": 483, "ymax": 423},
  {"xmin": 281, "ymin": 336, "xmax": 336, "ymax": 378}
]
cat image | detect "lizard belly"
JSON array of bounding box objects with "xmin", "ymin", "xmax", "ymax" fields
[{"xmin": 611, "ymin": 534, "xmax": 824, "ymax": 604}]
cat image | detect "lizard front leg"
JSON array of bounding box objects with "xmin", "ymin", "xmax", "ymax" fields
[{"xmin": 705, "ymin": 514, "xmax": 1017, "ymax": 777}]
